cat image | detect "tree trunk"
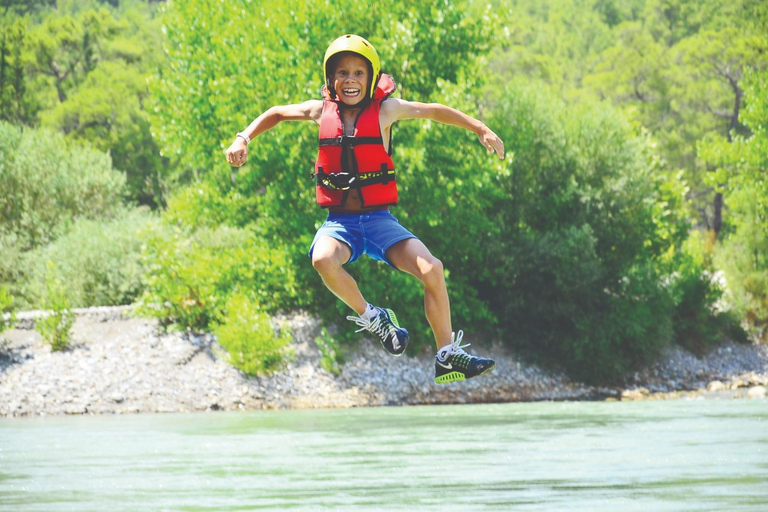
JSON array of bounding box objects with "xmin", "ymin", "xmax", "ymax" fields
[
  {"xmin": 713, "ymin": 192, "xmax": 723, "ymax": 236},
  {"xmin": 713, "ymin": 72, "xmax": 744, "ymax": 238}
]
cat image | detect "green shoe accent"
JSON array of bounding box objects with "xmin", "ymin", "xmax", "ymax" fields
[
  {"xmin": 435, "ymin": 371, "xmax": 466, "ymax": 384},
  {"xmin": 385, "ymin": 308, "xmax": 400, "ymax": 327}
]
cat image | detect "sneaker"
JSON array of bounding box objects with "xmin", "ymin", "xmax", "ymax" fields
[
  {"xmin": 346, "ymin": 307, "xmax": 409, "ymax": 356},
  {"xmin": 435, "ymin": 330, "xmax": 495, "ymax": 384}
]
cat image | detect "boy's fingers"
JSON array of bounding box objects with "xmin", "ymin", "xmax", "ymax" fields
[
  {"xmin": 226, "ymin": 148, "xmax": 247, "ymax": 167},
  {"xmin": 495, "ymin": 140, "xmax": 505, "ymax": 159}
]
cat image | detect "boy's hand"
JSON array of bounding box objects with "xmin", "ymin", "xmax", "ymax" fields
[
  {"xmin": 477, "ymin": 125, "xmax": 505, "ymax": 160},
  {"xmin": 225, "ymin": 139, "xmax": 248, "ymax": 167}
]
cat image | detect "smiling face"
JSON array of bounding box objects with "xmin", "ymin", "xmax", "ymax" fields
[{"xmin": 331, "ymin": 54, "xmax": 370, "ymax": 106}]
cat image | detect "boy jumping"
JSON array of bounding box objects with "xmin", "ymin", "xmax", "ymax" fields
[{"xmin": 225, "ymin": 35, "xmax": 505, "ymax": 383}]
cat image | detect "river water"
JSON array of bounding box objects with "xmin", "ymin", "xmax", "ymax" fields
[{"xmin": 1, "ymin": 399, "xmax": 766, "ymax": 512}]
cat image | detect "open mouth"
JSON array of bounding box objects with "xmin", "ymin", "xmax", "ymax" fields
[{"xmin": 341, "ymin": 88, "xmax": 361, "ymax": 97}]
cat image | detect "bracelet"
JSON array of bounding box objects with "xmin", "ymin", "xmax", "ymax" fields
[{"xmin": 236, "ymin": 132, "xmax": 251, "ymax": 145}]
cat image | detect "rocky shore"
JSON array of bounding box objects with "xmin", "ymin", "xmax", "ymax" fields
[{"xmin": 1, "ymin": 306, "xmax": 767, "ymax": 417}]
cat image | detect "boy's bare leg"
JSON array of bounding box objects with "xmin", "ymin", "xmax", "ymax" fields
[
  {"xmin": 311, "ymin": 236, "xmax": 368, "ymax": 315},
  {"xmin": 386, "ymin": 238, "xmax": 452, "ymax": 350}
]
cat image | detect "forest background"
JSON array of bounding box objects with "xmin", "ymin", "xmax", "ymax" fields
[{"xmin": 1, "ymin": 0, "xmax": 766, "ymax": 383}]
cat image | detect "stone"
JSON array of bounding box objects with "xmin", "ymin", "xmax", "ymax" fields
[
  {"xmin": 707, "ymin": 380, "xmax": 726, "ymax": 392},
  {"xmin": 4, "ymin": 307, "xmax": 768, "ymax": 417},
  {"xmin": 621, "ymin": 388, "xmax": 649, "ymax": 401},
  {"xmin": 730, "ymin": 379, "xmax": 747, "ymax": 390},
  {"xmin": 747, "ymin": 386, "xmax": 766, "ymax": 399}
]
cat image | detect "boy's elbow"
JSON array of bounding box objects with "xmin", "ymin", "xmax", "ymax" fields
[{"xmin": 267, "ymin": 106, "xmax": 284, "ymax": 122}]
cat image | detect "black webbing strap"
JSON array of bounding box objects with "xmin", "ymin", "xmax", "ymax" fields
[
  {"xmin": 314, "ymin": 166, "xmax": 396, "ymax": 191},
  {"xmin": 318, "ymin": 136, "xmax": 383, "ymax": 147}
]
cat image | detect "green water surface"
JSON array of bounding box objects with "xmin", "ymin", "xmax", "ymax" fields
[{"xmin": 1, "ymin": 399, "xmax": 766, "ymax": 511}]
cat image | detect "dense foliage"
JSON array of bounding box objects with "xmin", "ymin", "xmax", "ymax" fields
[
  {"xmin": 490, "ymin": 0, "xmax": 767, "ymax": 234},
  {"xmin": 0, "ymin": 0, "xmax": 161, "ymax": 312},
  {"xmin": 0, "ymin": 0, "xmax": 169, "ymax": 206},
  {"xmin": 0, "ymin": 121, "xmax": 143, "ymax": 309},
  {"xmin": 146, "ymin": 0, "xmax": 499, "ymax": 351},
  {"xmin": 22, "ymin": 208, "xmax": 150, "ymax": 309},
  {"xmin": 1, "ymin": 0, "xmax": 765, "ymax": 380},
  {"xmin": 701, "ymin": 67, "xmax": 768, "ymax": 342},
  {"xmin": 146, "ymin": 0, "xmax": 739, "ymax": 381}
]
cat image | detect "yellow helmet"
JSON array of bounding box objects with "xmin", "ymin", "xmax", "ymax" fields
[{"xmin": 323, "ymin": 34, "xmax": 381, "ymax": 99}]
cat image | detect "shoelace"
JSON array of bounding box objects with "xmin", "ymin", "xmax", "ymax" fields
[
  {"xmin": 346, "ymin": 313, "xmax": 400, "ymax": 350},
  {"xmin": 438, "ymin": 330, "xmax": 470, "ymax": 361}
]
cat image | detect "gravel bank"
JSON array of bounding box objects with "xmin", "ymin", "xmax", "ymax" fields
[{"xmin": 1, "ymin": 307, "xmax": 767, "ymax": 417}]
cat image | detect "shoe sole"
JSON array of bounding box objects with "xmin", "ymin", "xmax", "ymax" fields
[{"xmin": 434, "ymin": 362, "xmax": 496, "ymax": 384}]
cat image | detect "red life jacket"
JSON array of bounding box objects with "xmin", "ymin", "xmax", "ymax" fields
[{"xmin": 314, "ymin": 73, "xmax": 397, "ymax": 208}]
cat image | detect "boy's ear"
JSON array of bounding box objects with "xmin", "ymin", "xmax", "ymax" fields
[{"xmin": 325, "ymin": 79, "xmax": 337, "ymax": 99}]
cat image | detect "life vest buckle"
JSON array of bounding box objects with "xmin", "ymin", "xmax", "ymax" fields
[{"xmin": 315, "ymin": 171, "xmax": 357, "ymax": 191}]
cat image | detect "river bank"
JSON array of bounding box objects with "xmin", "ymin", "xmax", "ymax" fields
[{"xmin": 1, "ymin": 306, "xmax": 767, "ymax": 417}]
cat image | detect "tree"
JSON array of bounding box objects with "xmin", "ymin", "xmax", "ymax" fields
[
  {"xmin": 701, "ymin": 67, "xmax": 768, "ymax": 341},
  {"xmin": 673, "ymin": 28, "xmax": 765, "ymax": 234},
  {"xmin": 41, "ymin": 61, "xmax": 167, "ymax": 205},
  {"xmin": 31, "ymin": 7, "xmax": 130, "ymax": 100},
  {"xmin": 1, "ymin": 0, "xmax": 54, "ymax": 17},
  {"xmin": 0, "ymin": 18, "xmax": 35, "ymax": 124},
  {"xmin": 0, "ymin": 4, "xmax": 170, "ymax": 206}
]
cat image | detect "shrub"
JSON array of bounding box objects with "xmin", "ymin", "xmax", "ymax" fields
[
  {"xmin": 477, "ymin": 83, "xmax": 686, "ymax": 382},
  {"xmin": 35, "ymin": 262, "xmax": 75, "ymax": 352},
  {"xmin": 0, "ymin": 121, "xmax": 127, "ymax": 251},
  {"xmin": 0, "ymin": 233, "xmax": 24, "ymax": 297},
  {"xmin": 138, "ymin": 214, "xmax": 297, "ymax": 331},
  {"xmin": 213, "ymin": 293, "xmax": 292, "ymax": 376},
  {"xmin": 668, "ymin": 232, "xmax": 748, "ymax": 353},
  {"xmin": 315, "ymin": 326, "xmax": 344, "ymax": 376},
  {"xmin": 0, "ymin": 285, "xmax": 15, "ymax": 341},
  {"xmin": 20, "ymin": 208, "xmax": 151, "ymax": 309}
]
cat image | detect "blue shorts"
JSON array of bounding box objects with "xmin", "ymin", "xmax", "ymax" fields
[{"xmin": 309, "ymin": 210, "xmax": 418, "ymax": 268}]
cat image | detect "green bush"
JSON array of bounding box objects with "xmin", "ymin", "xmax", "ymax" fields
[
  {"xmin": 0, "ymin": 233, "xmax": 25, "ymax": 295},
  {"xmin": 213, "ymin": 293, "xmax": 292, "ymax": 376},
  {"xmin": 35, "ymin": 262, "xmax": 75, "ymax": 352},
  {"xmin": 315, "ymin": 326, "xmax": 344, "ymax": 376},
  {"xmin": 0, "ymin": 286, "xmax": 16, "ymax": 341},
  {"xmin": 0, "ymin": 121, "xmax": 127, "ymax": 252},
  {"xmin": 138, "ymin": 207, "xmax": 298, "ymax": 331},
  {"xmin": 477, "ymin": 83, "xmax": 686, "ymax": 382},
  {"xmin": 20, "ymin": 207, "xmax": 151, "ymax": 309},
  {"xmin": 145, "ymin": 0, "xmax": 751, "ymax": 382},
  {"xmin": 668, "ymin": 232, "xmax": 748, "ymax": 353},
  {"xmin": 717, "ymin": 226, "xmax": 768, "ymax": 343}
]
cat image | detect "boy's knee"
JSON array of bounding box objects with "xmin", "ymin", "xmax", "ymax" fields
[
  {"xmin": 312, "ymin": 253, "xmax": 341, "ymax": 275},
  {"xmin": 312, "ymin": 254, "xmax": 331, "ymax": 273},
  {"xmin": 420, "ymin": 256, "xmax": 445, "ymax": 286}
]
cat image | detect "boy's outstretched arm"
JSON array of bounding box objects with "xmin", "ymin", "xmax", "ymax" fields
[
  {"xmin": 380, "ymin": 98, "xmax": 505, "ymax": 160},
  {"xmin": 225, "ymin": 100, "xmax": 323, "ymax": 167}
]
